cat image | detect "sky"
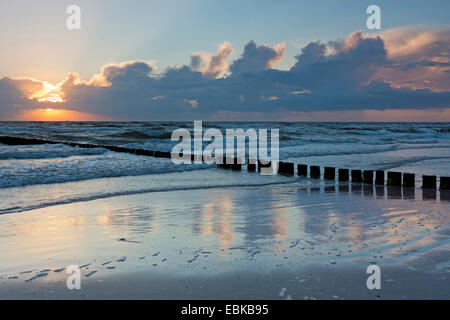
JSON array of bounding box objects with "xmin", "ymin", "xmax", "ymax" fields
[{"xmin": 0, "ymin": 0, "xmax": 449, "ymax": 121}]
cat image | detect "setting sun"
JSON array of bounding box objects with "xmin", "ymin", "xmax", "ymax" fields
[
  {"xmin": 19, "ymin": 108, "xmax": 104, "ymax": 121},
  {"xmin": 39, "ymin": 93, "xmax": 64, "ymax": 103},
  {"xmin": 29, "ymin": 81, "xmax": 64, "ymax": 103}
]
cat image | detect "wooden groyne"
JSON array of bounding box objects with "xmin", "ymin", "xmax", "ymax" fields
[
  {"xmin": 218, "ymin": 156, "xmax": 449, "ymax": 190},
  {"xmin": 342, "ymin": 127, "xmax": 383, "ymax": 132},
  {"xmin": 344, "ymin": 127, "xmax": 450, "ymax": 134},
  {"xmin": 1, "ymin": 135, "xmax": 449, "ymax": 190},
  {"xmin": 0, "ymin": 135, "xmax": 172, "ymax": 158}
]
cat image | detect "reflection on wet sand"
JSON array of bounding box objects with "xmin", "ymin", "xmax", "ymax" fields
[
  {"xmin": 423, "ymin": 189, "xmax": 437, "ymax": 201},
  {"xmin": 98, "ymin": 204, "xmax": 158, "ymax": 235},
  {"xmin": 197, "ymin": 197, "xmax": 235, "ymax": 249},
  {"xmin": 1, "ymin": 181, "xmax": 449, "ymax": 288},
  {"xmin": 300, "ymin": 182, "xmax": 449, "ymax": 202}
]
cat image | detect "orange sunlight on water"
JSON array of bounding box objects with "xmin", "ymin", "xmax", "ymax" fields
[{"xmin": 19, "ymin": 108, "xmax": 105, "ymax": 121}]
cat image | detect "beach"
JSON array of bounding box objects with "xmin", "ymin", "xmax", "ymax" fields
[
  {"xmin": 1, "ymin": 169, "xmax": 450, "ymax": 299},
  {"xmin": 0, "ymin": 122, "xmax": 449, "ymax": 299}
]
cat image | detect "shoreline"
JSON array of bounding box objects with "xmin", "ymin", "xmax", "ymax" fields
[{"xmin": 1, "ymin": 177, "xmax": 449, "ymax": 299}]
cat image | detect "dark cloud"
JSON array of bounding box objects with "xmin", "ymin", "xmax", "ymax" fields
[
  {"xmin": 103, "ymin": 61, "xmax": 153, "ymax": 84},
  {"xmin": 0, "ymin": 77, "xmax": 42, "ymax": 117},
  {"xmin": 291, "ymin": 31, "xmax": 388, "ymax": 89},
  {"xmin": 1, "ymin": 28, "xmax": 449, "ymax": 120},
  {"xmin": 230, "ymin": 41, "xmax": 285, "ymax": 75}
]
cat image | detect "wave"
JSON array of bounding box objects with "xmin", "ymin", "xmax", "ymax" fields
[
  {"xmin": 0, "ymin": 165, "xmax": 207, "ymax": 189},
  {"xmin": 280, "ymin": 144, "xmax": 399, "ymax": 159},
  {"xmin": 0, "ymin": 144, "xmax": 106, "ymax": 160},
  {"xmin": 149, "ymin": 132, "xmax": 175, "ymax": 139},
  {"xmin": 0, "ymin": 179, "xmax": 299, "ymax": 215},
  {"xmin": 108, "ymin": 130, "xmax": 173, "ymax": 140},
  {"xmin": 108, "ymin": 130, "xmax": 153, "ymax": 139},
  {"xmin": 376, "ymin": 156, "xmax": 450, "ymax": 171},
  {"xmin": 279, "ymin": 134, "xmax": 295, "ymax": 141},
  {"xmin": 0, "ymin": 122, "xmax": 449, "ymax": 191},
  {"xmin": 388, "ymin": 128, "xmax": 423, "ymax": 134}
]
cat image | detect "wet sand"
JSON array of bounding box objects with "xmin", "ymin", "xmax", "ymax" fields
[{"xmin": 1, "ymin": 172, "xmax": 450, "ymax": 299}]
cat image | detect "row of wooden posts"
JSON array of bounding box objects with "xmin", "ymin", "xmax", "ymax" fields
[
  {"xmin": 343, "ymin": 127, "xmax": 383, "ymax": 131},
  {"xmin": 219, "ymin": 157, "xmax": 450, "ymax": 191},
  {"xmin": 0, "ymin": 136, "xmax": 448, "ymax": 190},
  {"xmin": 341, "ymin": 127, "xmax": 449, "ymax": 133},
  {"xmin": 0, "ymin": 136, "xmax": 173, "ymax": 158}
]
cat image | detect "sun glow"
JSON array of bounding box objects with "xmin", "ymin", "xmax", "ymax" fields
[
  {"xmin": 19, "ymin": 108, "xmax": 105, "ymax": 121},
  {"xmin": 39, "ymin": 93, "xmax": 64, "ymax": 103},
  {"xmin": 30, "ymin": 81, "xmax": 64, "ymax": 103},
  {"xmin": 36, "ymin": 108, "xmax": 65, "ymax": 119}
]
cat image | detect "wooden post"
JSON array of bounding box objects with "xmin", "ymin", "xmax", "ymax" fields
[
  {"xmin": 375, "ymin": 170, "xmax": 384, "ymax": 185},
  {"xmin": 351, "ymin": 170, "xmax": 362, "ymax": 183},
  {"xmin": 422, "ymin": 175, "xmax": 437, "ymax": 189},
  {"xmin": 284, "ymin": 162, "xmax": 294, "ymax": 175},
  {"xmin": 232, "ymin": 158, "xmax": 242, "ymax": 171},
  {"xmin": 279, "ymin": 162, "xmax": 294, "ymax": 175},
  {"xmin": 278, "ymin": 161, "xmax": 285, "ymax": 174},
  {"xmin": 338, "ymin": 169, "xmax": 349, "ymax": 181},
  {"xmin": 403, "ymin": 173, "xmax": 415, "ymax": 188},
  {"xmin": 387, "ymin": 171, "xmax": 402, "ymax": 187},
  {"xmin": 298, "ymin": 164, "xmax": 307, "ymax": 177},
  {"xmin": 247, "ymin": 159, "xmax": 256, "ymax": 172},
  {"xmin": 363, "ymin": 170, "xmax": 373, "ymax": 184},
  {"xmin": 310, "ymin": 166, "xmax": 321, "ymax": 178},
  {"xmin": 324, "ymin": 167, "xmax": 335, "ymax": 180},
  {"xmin": 440, "ymin": 177, "xmax": 450, "ymax": 190}
]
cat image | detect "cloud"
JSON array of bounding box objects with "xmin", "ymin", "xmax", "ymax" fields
[
  {"xmin": 1, "ymin": 28, "xmax": 449, "ymax": 121},
  {"xmin": 191, "ymin": 42, "xmax": 234, "ymax": 79},
  {"xmin": 371, "ymin": 27, "xmax": 450, "ymax": 91},
  {"xmin": 0, "ymin": 77, "xmax": 44, "ymax": 117},
  {"xmin": 230, "ymin": 41, "xmax": 285, "ymax": 74},
  {"xmin": 291, "ymin": 30, "xmax": 388, "ymax": 89},
  {"xmin": 83, "ymin": 60, "xmax": 155, "ymax": 87}
]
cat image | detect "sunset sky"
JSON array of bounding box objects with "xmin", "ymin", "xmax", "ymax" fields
[{"xmin": 0, "ymin": 0, "xmax": 449, "ymax": 121}]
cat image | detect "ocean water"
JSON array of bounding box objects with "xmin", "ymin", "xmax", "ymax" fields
[{"xmin": 0, "ymin": 121, "xmax": 449, "ymax": 214}]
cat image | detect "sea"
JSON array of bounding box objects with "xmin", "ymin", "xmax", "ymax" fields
[{"xmin": 1, "ymin": 121, "xmax": 449, "ymax": 214}]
